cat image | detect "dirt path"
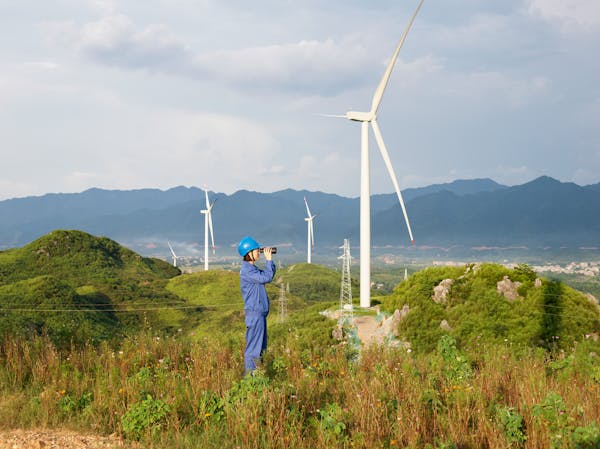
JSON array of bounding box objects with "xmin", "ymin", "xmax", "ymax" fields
[
  {"xmin": 0, "ymin": 429, "xmax": 131, "ymax": 449},
  {"xmin": 353, "ymin": 315, "xmax": 383, "ymax": 346}
]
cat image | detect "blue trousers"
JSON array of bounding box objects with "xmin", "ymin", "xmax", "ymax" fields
[{"xmin": 244, "ymin": 313, "xmax": 267, "ymax": 373}]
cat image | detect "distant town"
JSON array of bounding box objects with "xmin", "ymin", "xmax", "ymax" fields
[{"xmin": 431, "ymin": 260, "xmax": 600, "ymax": 277}]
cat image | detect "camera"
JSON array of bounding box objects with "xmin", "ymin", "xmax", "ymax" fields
[{"xmin": 259, "ymin": 247, "xmax": 277, "ymax": 254}]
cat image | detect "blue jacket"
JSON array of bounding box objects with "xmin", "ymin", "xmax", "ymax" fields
[{"xmin": 240, "ymin": 260, "xmax": 276, "ymax": 315}]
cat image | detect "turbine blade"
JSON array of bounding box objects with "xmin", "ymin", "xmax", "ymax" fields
[
  {"xmin": 304, "ymin": 196, "xmax": 312, "ymax": 217},
  {"xmin": 317, "ymin": 113, "xmax": 347, "ymax": 118},
  {"xmin": 204, "ymin": 189, "xmax": 210, "ymax": 209},
  {"xmin": 167, "ymin": 241, "xmax": 177, "ymax": 258},
  {"xmin": 208, "ymin": 212, "xmax": 215, "ymax": 251},
  {"xmin": 310, "ymin": 221, "xmax": 315, "ymax": 246},
  {"xmin": 370, "ymin": 0, "xmax": 425, "ymax": 115},
  {"xmin": 371, "ymin": 119, "xmax": 415, "ymax": 243}
]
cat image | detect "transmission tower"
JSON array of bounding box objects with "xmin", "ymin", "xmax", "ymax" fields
[
  {"xmin": 278, "ymin": 281, "xmax": 288, "ymax": 323},
  {"xmin": 339, "ymin": 239, "xmax": 353, "ymax": 323}
]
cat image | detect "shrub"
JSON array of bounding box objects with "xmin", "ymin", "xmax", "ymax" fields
[{"xmin": 121, "ymin": 394, "xmax": 171, "ymax": 440}]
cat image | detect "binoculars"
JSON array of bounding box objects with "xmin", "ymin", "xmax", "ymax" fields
[{"xmin": 259, "ymin": 247, "xmax": 277, "ymax": 254}]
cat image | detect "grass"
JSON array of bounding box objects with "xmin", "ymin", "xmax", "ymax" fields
[
  {"xmin": 1, "ymin": 331, "xmax": 600, "ymax": 448},
  {"xmin": 2, "ymin": 245, "xmax": 600, "ymax": 448}
]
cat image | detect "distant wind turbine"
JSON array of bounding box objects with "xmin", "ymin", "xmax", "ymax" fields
[
  {"xmin": 324, "ymin": 0, "xmax": 424, "ymax": 308},
  {"xmin": 304, "ymin": 197, "xmax": 316, "ymax": 264},
  {"xmin": 200, "ymin": 187, "xmax": 216, "ymax": 271},
  {"xmin": 167, "ymin": 241, "xmax": 179, "ymax": 267}
]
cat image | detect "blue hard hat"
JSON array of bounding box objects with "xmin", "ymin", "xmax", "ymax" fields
[{"xmin": 238, "ymin": 236, "xmax": 261, "ymax": 257}]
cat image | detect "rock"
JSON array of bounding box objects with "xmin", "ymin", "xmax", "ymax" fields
[
  {"xmin": 497, "ymin": 276, "xmax": 522, "ymax": 301},
  {"xmin": 433, "ymin": 279, "xmax": 453, "ymax": 304},
  {"xmin": 399, "ymin": 304, "xmax": 410, "ymax": 319},
  {"xmin": 534, "ymin": 278, "xmax": 542, "ymax": 288},
  {"xmin": 332, "ymin": 325, "xmax": 344, "ymax": 341},
  {"xmin": 440, "ymin": 320, "xmax": 452, "ymax": 331}
]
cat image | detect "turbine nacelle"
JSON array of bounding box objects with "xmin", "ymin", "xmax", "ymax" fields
[{"xmin": 346, "ymin": 111, "xmax": 375, "ymax": 122}]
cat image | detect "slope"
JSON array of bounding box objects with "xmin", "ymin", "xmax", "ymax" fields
[
  {"xmin": 0, "ymin": 230, "xmax": 187, "ymax": 345},
  {"xmin": 381, "ymin": 263, "xmax": 600, "ymax": 353}
]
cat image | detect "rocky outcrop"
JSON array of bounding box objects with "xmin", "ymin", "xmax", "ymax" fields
[
  {"xmin": 433, "ymin": 279, "xmax": 453, "ymax": 304},
  {"xmin": 497, "ymin": 276, "xmax": 522, "ymax": 301}
]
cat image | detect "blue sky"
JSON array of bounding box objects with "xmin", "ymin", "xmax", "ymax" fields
[{"xmin": 1, "ymin": 0, "xmax": 599, "ymax": 200}]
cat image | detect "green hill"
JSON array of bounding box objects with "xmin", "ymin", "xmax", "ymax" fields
[
  {"xmin": 166, "ymin": 268, "xmax": 327, "ymax": 342},
  {"xmin": 275, "ymin": 263, "xmax": 358, "ymax": 302},
  {"xmin": 381, "ymin": 263, "xmax": 600, "ymax": 353},
  {"xmin": 0, "ymin": 230, "xmax": 186, "ymax": 345}
]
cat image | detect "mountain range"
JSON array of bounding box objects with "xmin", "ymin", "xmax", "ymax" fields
[{"xmin": 1, "ymin": 176, "xmax": 599, "ymax": 259}]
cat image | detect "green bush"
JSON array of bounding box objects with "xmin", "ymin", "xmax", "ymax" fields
[{"xmin": 121, "ymin": 394, "xmax": 171, "ymax": 440}]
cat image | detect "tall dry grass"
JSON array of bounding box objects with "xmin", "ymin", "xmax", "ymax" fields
[{"xmin": 1, "ymin": 332, "xmax": 599, "ymax": 449}]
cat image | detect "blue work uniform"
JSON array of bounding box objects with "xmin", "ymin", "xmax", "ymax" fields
[{"xmin": 240, "ymin": 260, "xmax": 276, "ymax": 373}]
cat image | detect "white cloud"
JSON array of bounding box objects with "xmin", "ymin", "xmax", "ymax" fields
[
  {"xmin": 192, "ymin": 38, "xmax": 372, "ymax": 92},
  {"xmin": 527, "ymin": 0, "xmax": 600, "ymax": 31},
  {"xmin": 47, "ymin": 14, "xmax": 187, "ymax": 70}
]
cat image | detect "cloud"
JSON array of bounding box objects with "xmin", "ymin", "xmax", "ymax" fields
[
  {"xmin": 527, "ymin": 0, "xmax": 600, "ymax": 31},
  {"xmin": 48, "ymin": 14, "xmax": 187, "ymax": 70},
  {"xmin": 191, "ymin": 39, "xmax": 372, "ymax": 93},
  {"xmin": 47, "ymin": 14, "xmax": 399, "ymax": 94}
]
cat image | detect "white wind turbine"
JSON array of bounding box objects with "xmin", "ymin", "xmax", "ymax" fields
[
  {"xmin": 304, "ymin": 197, "xmax": 316, "ymax": 264},
  {"xmin": 167, "ymin": 241, "xmax": 179, "ymax": 267},
  {"xmin": 326, "ymin": 0, "xmax": 424, "ymax": 308},
  {"xmin": 200, "ymin": 188, "xmax": 216, "ymax": 271}
]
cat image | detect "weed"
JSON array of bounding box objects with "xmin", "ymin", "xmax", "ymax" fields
[{"xmin": 121, "ymin": 394, "xmax": 171, "ymax": 440}]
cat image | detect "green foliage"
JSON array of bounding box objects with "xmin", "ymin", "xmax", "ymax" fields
[
  {"xmin": 437, "ymin": 335, "xmax": 472, "ymax": 383},
  {"xmin": 571, "ymin": 422, "xmax": 600, "ymax": 449},
  {"xmin": 533, "ymin": 391, "xmax": 570, "ymax": 448},
  {"xmin": 121, "ymin": 394, "xmax": 171, "ymax": 440},
  {"xmin": 312, "ymin": 402, "xmax": 348, "ymax": 443},
  {"xmin": 380, "ymin": 263, "xmax": 600, "ymax": 354},
  {"xmin": 197, "ymin": 391, "xmax": 225, "ymax": 423},
  {"xmin": 495, "ymin": 405, "xmax": 527, "ymax": 447},
  {"xmin": 58, "ymin": 391, "xmax": 93, "ymax": 416}
]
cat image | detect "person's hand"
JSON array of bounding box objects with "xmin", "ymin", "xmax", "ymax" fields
[{"xmin": 263, "ymin": 247, "xmax": 273, "ymax": 260}]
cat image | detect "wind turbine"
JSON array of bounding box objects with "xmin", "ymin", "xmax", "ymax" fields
[
  {"xmin": 304, "ymin": 197, "xmax": 316, "ymax": 264},
  {"xmin": 200, "ymin": 188, "xmax": 216, "ymax": 271},
  {"xmin": 167, "ymin": 241, "xmax": 179, "ymax": 267},
  {"xmin": 326, "ymin": 0, "xmax": 424, "ymax": 308}
]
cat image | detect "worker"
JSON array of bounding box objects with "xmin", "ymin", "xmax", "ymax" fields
[{"xmin": 238, "ymin": 236, "xmax": 276, "ymax": 374}]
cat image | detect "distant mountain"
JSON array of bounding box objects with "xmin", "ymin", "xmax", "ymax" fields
[
  {"xmin": 1, "ymin": 177, "xmax": 598, "ymax": 256},
  {"xmin": 373, "ymin": 176, "xmax": 600, "ymax": 246}
]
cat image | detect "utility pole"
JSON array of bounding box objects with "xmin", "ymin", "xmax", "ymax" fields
[{"xmin": 339, "ymin": 239, "xmax": 353, "ymax": 324}]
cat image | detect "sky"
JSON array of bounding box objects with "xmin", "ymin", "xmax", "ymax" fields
[{"xmin": 1, "ymin": 0, "xmax": 599, "ymax": 201}]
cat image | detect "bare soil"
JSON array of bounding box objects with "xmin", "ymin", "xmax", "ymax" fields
[{"xmin": 0, "ymin": 429, "xmax": 132, "ymax": 449}]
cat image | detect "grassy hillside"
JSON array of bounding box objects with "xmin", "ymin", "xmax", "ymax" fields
[
  {"xmin": 381, "ymin": 263, "xmax": 600, "ymax": 353},
  {"xmin": 0, "ymin": 230, "xmax": 186, "ymax": 345},
  {"xmin": 3, "ymin": 257, "xmax": 600, "ymax": 447},
  {"xmin": 166, "ymin": 268, "xmax": 331, "ymax": 342},
  {"xmin": 276, "ymin": 262, "xmax": 358, "ymax": 302}
]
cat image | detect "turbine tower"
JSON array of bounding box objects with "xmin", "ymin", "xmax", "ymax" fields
[
  {"xmin": 200, "ymin": 188, "xmax": 216, "ymax": 271},
  {"xmin": 328, "ymin": 0, "xmax": 424, "ymax": 308},
  {"xmin": 167, "ymin": 241, "xmax": 179, "ymax": 267},
  {"xmin": 304, "ymin": 197, "xmax": 316, "ymax": 264}
]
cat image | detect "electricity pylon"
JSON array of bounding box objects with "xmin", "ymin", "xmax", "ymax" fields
[
  {"xmin": 339, "ymin": 239, "xmax": 353, "ymax": 324},
  {"xmin": 278, "ymin": 281, "xmax": 288, "ymax": 323}
]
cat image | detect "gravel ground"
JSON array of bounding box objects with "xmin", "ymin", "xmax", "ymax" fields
[{"xmin": 0, "ymin": 429, "xmax": 132, "ymax": 449}]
